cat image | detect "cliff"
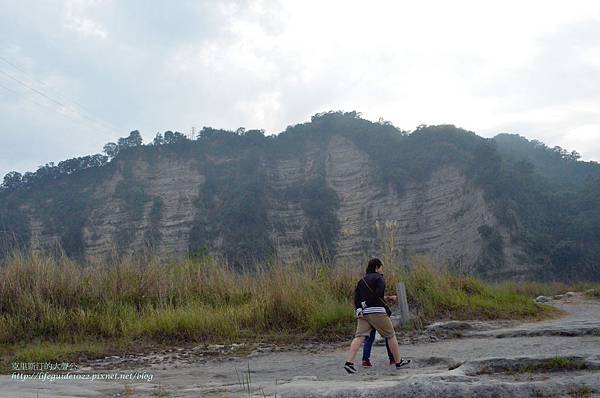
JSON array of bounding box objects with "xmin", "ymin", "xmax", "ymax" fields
[{"xmin": 2, "ymin": 112, "xmax": 599, "ymax": 280}]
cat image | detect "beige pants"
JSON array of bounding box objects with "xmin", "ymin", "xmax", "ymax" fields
[{"xmin": 355, "ymin": 313, "xmax": 395, "ymax": 338}]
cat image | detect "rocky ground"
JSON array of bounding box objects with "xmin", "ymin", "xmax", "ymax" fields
[{"xmin": 1, "ymin": 293, "xmax": 599, "ymax": 397}]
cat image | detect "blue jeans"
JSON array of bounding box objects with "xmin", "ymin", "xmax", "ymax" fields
[{"xmin": 362, "ymin": 328, "xmax": 394, "ymax": 362}]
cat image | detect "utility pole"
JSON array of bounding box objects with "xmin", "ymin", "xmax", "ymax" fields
[{"xmin": 190, "ymin": 126, "xmax": 196, "ymax": 140}]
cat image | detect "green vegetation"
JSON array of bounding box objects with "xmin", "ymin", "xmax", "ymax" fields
[
  {"xmin": 519, "ymin": 356, "xmax": 588, "ymax": 374},
  {"xmin": 113, "ymin": 162, "xmax": 151, "ymax": 255},
  {"xmin": 492, "ymin": 281, "xmax": 600, "ymax": 299},
  {"xmin": 401, "ymin": 257, "xmax": 554, "ymax": 328},
  {"xmin": 0, "ymin": 196, "xmax": 30, "ymax": 253},
  {"xmin": 283, "ymin": 176, "xmax": 340, "ymax": 261},
  {"xmin": 0, "ymin": 252, "xmax": 558, "ymax": 370},
  {"xmin": 569, "ymin": 385, "xmax": 594, "ymax": 398},
  {"xmin": 115, "ymin": 165, "xmax": 149, "ymax": 221},
  {"xmin": 272, "ymin": 112, "xmax": 600, "ymax": 280},
  {"xmin": 532, "ymin": 356, "xmax": 588, "ymax": 372},
  {"xmin": 490, "ymin": 134, "xmax": 600, "ymax": 280},
  {"xmin": 585, "ymin": 288, "xmax": 600, "ymax": 298},
  {"xmin": 189, "ymin": 139, "xmax": 273, "ymax": 266},
  {"xmin": 477, "ymin": 356, "xmax": 589, "ymax": 376},
  {"xmin": 144, "ymin": 197, "xmax": 163, "ymax": 250},
  {"xmin": 476, "ymin": 225, "xmax": 505, "ymax": 272},
  {"xmin": 0, "ymin": 154, "xmax": 113, "ymax": 259},
  {"xmin": 11, "ymin": 342, "xmax": 105, "ymax": 364}
]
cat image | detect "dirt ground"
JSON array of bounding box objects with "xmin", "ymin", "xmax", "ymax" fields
[{"xmin": 2, "ymin": 293, "xmax": 599, "ymax": 397}]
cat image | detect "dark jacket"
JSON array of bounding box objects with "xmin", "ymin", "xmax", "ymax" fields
[{"xmin": 354, "ymin": 271, "xmax": 385, "ymax": 310}]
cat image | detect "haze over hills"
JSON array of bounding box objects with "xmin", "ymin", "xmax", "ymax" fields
[{"xmin": 1, "ymin": 111, "xmax": 599, "ymax": 281}]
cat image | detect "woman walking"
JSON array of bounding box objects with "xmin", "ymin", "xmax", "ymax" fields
[{"xmin": 344, "ymin": 258, "xmax": 410, "ymax": 373}]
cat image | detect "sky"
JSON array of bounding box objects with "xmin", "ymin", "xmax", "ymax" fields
[{"xmin": 1, "ymin": 0, "xmax": 600, "ymax": 177}]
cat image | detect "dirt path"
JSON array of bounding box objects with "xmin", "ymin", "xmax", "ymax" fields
[{"xmin": 2, "ymin": 294, "xmax": 599, "ymax": 397}]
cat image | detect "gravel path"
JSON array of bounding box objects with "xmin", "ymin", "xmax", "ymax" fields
[{"xmin": 2, "ymin": 294, "xmax": 599, "ymax": 397}]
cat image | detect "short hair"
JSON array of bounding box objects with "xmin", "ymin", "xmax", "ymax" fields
[{"xmin": 366, "ymin": 258, "xmax": 383, "ymax": 274}]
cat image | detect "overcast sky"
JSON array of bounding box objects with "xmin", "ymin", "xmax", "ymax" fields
[{"xmin": 1, "ymin": 0, "xmax": 600, "ymax": 177}]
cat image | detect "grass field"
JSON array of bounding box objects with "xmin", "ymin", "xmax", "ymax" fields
[{"xmin": 0, "ymin": 252, "xmax": 574, "ymax": 372}]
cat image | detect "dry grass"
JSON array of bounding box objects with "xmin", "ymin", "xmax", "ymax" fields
[
  {"xmin": 0, "ymin": 252, "xmax": 358, "ymax": 345},
  {"xmin": 0, "ymin": 251, "xmax": 560, "ymax": 369}
]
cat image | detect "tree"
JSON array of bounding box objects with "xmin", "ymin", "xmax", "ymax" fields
[
  {"xmin": 87, "ymin": 154, "xmax": 109, "ymax": 168},
  {"xmin": 129, "ymin": 130, "xmax": 143, "ymax": 146},
  {"xmin": 34, "ymin": 163, "xmax": 59, "ymax": 180},
  {"xmin": 103, "ymin": 142, "xmax": 119, "ymax": 159},
  {"xmin": 163, "ymin": 130, "xmax": 186, "ymax": 144},
  {"xmin": 118, "ymin": 130, "xmax": 143, "ymax": 149},
  {"xmin": 21, "ymin": 171, "xmax": 36, "ymax": 186},
  {"xmin": 243, "ymin": 129, "xmax": 266, "ymax": 145},
  {"xmin": 152, "ymin": 132, "xmax": 164, "ymax": 145},
  {"xmin": 103, "ymin": 131, "xmax": 143, "ymax": 158},
  {"xmin": 57, "ymin": 155, "xmax": 108, "ymax": 175},
  {"xmin": 1, "ymin": 171, "xmax": 23, "ymax": 191},
  {"xmin": 198, "ymin": 127, "xmax": 231, "ymax": 140}
]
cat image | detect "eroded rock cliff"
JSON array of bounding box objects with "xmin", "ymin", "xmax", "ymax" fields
[{"xmin": 18, "ymin": 133, "xmax": 526, "ymax": 277}]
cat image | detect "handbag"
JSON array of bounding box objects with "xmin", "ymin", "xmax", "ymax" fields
[{"xmin": 361, "ymin": 277, "xmax": 392, "ymax": 317}]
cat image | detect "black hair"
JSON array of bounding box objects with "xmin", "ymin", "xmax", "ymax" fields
[{"xmin": 366, "ymin": 258, "xmax": 383, "ymax": 274}]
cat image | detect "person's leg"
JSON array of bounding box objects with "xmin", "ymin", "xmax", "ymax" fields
[
  {"xmin": 366, "ymin": 314, "xmax": 408, "ymax": 366},
  {"xmin": 385, "ymin": 337, "xmax": 394, "ymax": 362},
  {"xmin": 346, "ymin": 318, "xmax": 370, "ymax": 366},
  {"xmin": 386, "ymin": 335, "xmax": 402, "ymax": 363},
  {"xmin": 362, "ymin": 328, "xmax": 376, "ymax": 362},
  {"xmin": 345, "ymin": 335, "xmax": 366, "ymax": 364}
]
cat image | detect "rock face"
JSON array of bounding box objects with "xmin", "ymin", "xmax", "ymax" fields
[
  {"xmin": 19, "ymin": 134, "xmax": 524, "ymax": 276},
  {"xmin": 324, "ymin": 135, "xmax": 498, "ymax": 272},
  {"xmin": 83, "ymin": 155, "xmax": 205, "ymax": 262},
  {"xmin": 263, "ymin": 142, "xmax": 322, "ymax": 261}
]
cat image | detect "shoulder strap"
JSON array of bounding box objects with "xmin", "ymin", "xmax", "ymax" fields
[
  {"xmin": 361, "ymin": 277, "xmax": 374, "ymax": 293},
  {"xmin": 361, "ymin": 276, "xmax": 389, "ymax": 309}
]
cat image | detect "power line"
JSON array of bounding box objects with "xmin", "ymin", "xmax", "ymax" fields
[
  {"xmin": 0, "ymin": 68, "xmax": 70, "ymax": 109},
  {"xmin": 0, "ymin": 68, "xmax": 120, "ymax": 137},
  {"xmin": 0, "ymin": 81, "xmax": 94, "ymax": 134},
  {"xmin": 0, "ymin": 79, "xmax": 54, "ymax": 108},
  {"xmin": 0, "ymin": 79, "xmax": 119, "ymax": 139},
  {"xmin": 0, "ymin": 55, "xmax": 53, "ymax": 91},
  {"xmin": 0, "ymin": 55, "xmax": 123, "ymax": 134}
]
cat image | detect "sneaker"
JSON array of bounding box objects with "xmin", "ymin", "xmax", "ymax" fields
[
  {"xmin": 362, "ymin": 360, "xmax": 372, "ymax": 368},
  {"xmin": 395, "ymin": 358, "xmax": 411, "ymax": 369},
  {"xmin": 344, "ymin": 362, "xmax": 357, "ymax": 374}
]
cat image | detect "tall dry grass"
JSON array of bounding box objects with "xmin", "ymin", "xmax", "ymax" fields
[
  {"xmin": 0, "ymin": 251, "xmax": 560, "ymax": 348},
  {"xmin": 0, "ymin": 252, "xmax": 353, "ymax": 344}
]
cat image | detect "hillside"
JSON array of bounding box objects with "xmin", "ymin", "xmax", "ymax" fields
[{"xmin": 1, "ymin": 112, "xmax": 599, "ymax": 280}]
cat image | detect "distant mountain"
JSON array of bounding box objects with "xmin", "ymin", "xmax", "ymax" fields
[
  {"xmin": 493, "ymin": 133, "xmax": 600, "ymax": 187},
  {"xmin": 1, "ymin": 112, "xmax": 599, "ymax": 280}
]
